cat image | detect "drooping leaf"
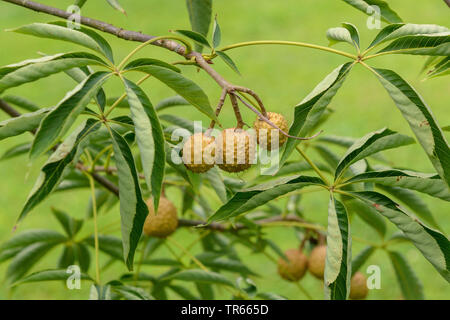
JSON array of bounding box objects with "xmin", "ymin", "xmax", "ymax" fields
[
  {"xmin": 30, "ymin": 72, "xmax": 111, "ymax": 158},
  {"xmin": 340, "ymin": 0, "xmax": 402, "ymax": 23},
  {"xmin": 0, "ymin": 108, "xmax": 52, "ymax": 140},
  {"xmin": 109, "ymin": 128, "xmax": 148, "ymax": 270},
  {"xmin": 166, "ymin": 269, "xmax": 235, "ymax": 287},
  {"xmin": 208, "ymin": 176, "xmax": 325, "ymax": 222},
  {"xmin": 124, "ymin": 64, "xmax": 216, "ymax": 121},
  {"xmin": 371, "ymin": 68, "xmax": 450, "ymax": 187},
  {"xmin": 10, "ymin": 22, "xmax": 114, "ymax": 62},
  {"xmin": 185, "ymin": 0, "xmax": 212, "ymax": 52},
  {"xmin": 377, "ymin": 184, "xmax": 441, "ymax": 230},
  {"xmin": 352, "ymin": 246, "xmax": 375, "ymax": 275},
  {"xmin": 0, "ymin": 52, "xmax": 107, "ymax": 93},
  {"xmin": 388, "ymin": 251, "xmax": 425, "ymax": 300},
  {"xmin": 335, "ymin": 128, "xmax": 414, "ymax": 181},
  {"xmin": 349, "ymin": 191, "xmax": 450, "ymax": 282},
  {"xmin": 212, "ymin": 16, "xmax": 221, "ymax": 48},
  {"xmin": 74, "ymin": 243, "xmax": 91, "ymax": 272},
  {"xmin": 58, "ymin": 245, "xmax": 75, "ymax": 269},
  {"xmin": 12, "ymin": 269, "xmax": 92, "ymax": 286},
  {"xmin": 281, "ymin": 63, "xmax": 353, "ymax": 165},
  {"xmin": 326, "ymin": 23, "xmax": 359, "ymax": 50},
  {"xmin": 324, "ymin": 196, "xmax": 351, "ymax": 300},
  {"xmin": 19, "ymin": 119, "xmax": 101, "ymax": 221},
  {"xmin": 123, "ymin": 78, "xmax": 165, "ymax": 210}
]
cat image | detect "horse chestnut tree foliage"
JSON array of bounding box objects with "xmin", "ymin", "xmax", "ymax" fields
[{"xmin": 0, "ymin": 0, "xmax": 449, "ymax": 300}]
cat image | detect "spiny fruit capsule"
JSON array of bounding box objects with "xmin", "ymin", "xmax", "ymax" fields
[
  {"xmin": 182, "ymin": 133, "xmax": 216, "ymax": 173},
  {"xmin": 143, "ymin": 196, "xmax": 178, "ymax": 238},
  {"xmin": 349, "ymin": 271, "xmax": 369, "ymax": 300},
  {"xmin": 277, "ymin": 249, "xmax": 308, "ymax": 282},
  {"xmin": 216, "ymin": 128, "xmax": 256, "ymax": 173},
  {"xmin": 253, "ymin": 112, "xmax": 288, "ymax": 150},
  {"xmin": 308, "ymin": 245, "xmax": 326, "ymax": 279}
]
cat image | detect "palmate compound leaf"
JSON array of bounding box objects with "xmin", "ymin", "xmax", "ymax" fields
[
  {"xmin": 123, "ymin": 78, "xmax": 165, "ymax": 211},
  {"xmin": 0, "ymin": 107, "xmax": 52, "ymax": 141},
  {"xmin": 334, "ymin": 128, "xmax": 415, "ymax": 182},
  {"xmin": 340, "ymin": 0, "xmax": 402, "ymax": 24},
  {"xmin": 10, "ymin": 22, "xmax": 114, "ymax": 63},
  {"xmin": 108, "ymin": 128, "xmax": 148, "ymax": 271},
  {"xmin": 348, "ymin": 191, "xmax": 450, "ymax": 282},
  {"xmin": 19, "ymin": 119, "xmax": 101, "ymax": 222},
  {"xmin": 324, "ymin": 195, "xmax": 351, "ymax": 300},
  {"xmin": 281, "ymin": 62, "xmax": 353, "ymax": 166},
  {"xmin": 388, "ymin": 251, "xmax": 425, "ymax": 300},
  {"xmin": 0, "ymin": 52, "xmax": 108, "ymax": 93},
  {"xmin": 30, "ymin": 71, "xmax": 112, "ymax": 159},
  {"xmin": 372, "ymin": 68, "xmax": 450, "ymax": 188},
  {"xmin": 207, "ymin": 176, "xmax": 326, "ymax": 223},
  {"xmin": 124, "ymin": 60, "xmax": 217, "ymax": 122},
  {"xmin": 12, "ymin": 269, "xmax": 93, "ymax": 287},
  {"xmin": 185, "ymin": 0, "xmax": 212, "ymax": 52}
]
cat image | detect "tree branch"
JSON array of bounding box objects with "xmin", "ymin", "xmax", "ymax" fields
[{"xmin": 0, "ymin": 99, "xmax": 21, "ymax": 118}]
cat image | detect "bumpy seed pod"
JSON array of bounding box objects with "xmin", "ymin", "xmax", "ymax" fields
[
  {"xmin": 182, "ymin": 133, "xmax": 216, "ymax": 173},
  {"xmin": 216, "ymin": 128, "xmax": 256, "ymax": 173},
  {"xmin": 143, "ymin": 196, "xmax": 178, "ymax": 238},
  {"xmin": 349, "ymin": 272, "xmax": 369, "ymax": 300},
  {"xmin": 308, "ymin": 245, "xmax": 326, "ymax": 279},
  {"xmin": 253, "ymin": 112, "xmax": 288, "ymax": 150},
  {"xmin": 277, "ymin": 249, "xmax": 308, "ymax": 282}
]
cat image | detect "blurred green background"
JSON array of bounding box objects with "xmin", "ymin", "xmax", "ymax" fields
[{"xmin": 0, "ymin": 0, "xmax": 449, "ymax": 300}]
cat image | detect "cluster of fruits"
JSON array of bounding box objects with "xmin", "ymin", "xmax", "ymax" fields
[
  {"xmin": 182, "ymin": 112, "xmax": 289, "ymax": 173},
  {"xmin": 277, "ymin": 246, "xmax": 369, "ymax": 300}
]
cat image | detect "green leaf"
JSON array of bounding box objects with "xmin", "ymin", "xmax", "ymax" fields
[
  {"xmin": 58, "ymin": 245, "xmax": 75, "ymax": 268},
  {"xmin": 257, "ymin": 292, "xmax": 288, "ymax": 300},
  {"xmin": 197, "ymin": 256, "xmax": 257, "ymax": 276},
  {"xmin": 126, "ymin": 65, "xmax": 217, "ymax": 121},
  {"xmin": 0, "ymin": 108, "xmax": 51, "ymax": 141},
  {"xmin": 112, "ymin": 284, "xmax": 153, "ymax": 300},
  {"xmin": 12, "ymin": 269, "xmax": 92, "ymax": 286},
  {"xmin": 109, "ymin": 128, "xmax": 148, "ymax": 270},
  {"xmin": 352, "ymin": 246, "xmax": 375, "ymax": 275},
  {"xmin": 204, "ymin": 167, "xmax": 228, "ymax": 203},
  {"xmin": 30, "ymin": 72, "xmax": 111, "ymax": 158},
  {"xmin": 345, "ymin": 199, "xmax": 386, "ymax": 238},
  {"xmin": 6, "ymin": 242, "xmax": 59, "ymax": 284},
  {"xmin": 324, "ymin": 196, "xmax": 351, "ymax": 300},
  {"xmin": 376, "ymin": 34, "xmax": 450, "ymax": 56},
  {"xmin": 155, "ymin": 96, "xmax": 190, "ymax": 111},
  {"xmin": 212, "ymin": 15, "xmax": 221, "ymax": 48},
  {"xmin": 326, "ymin": 23, "xmax": 359, "ymax": 49},
  {"xmin": 216, "ymin": 51, "xmax": 241, "ymax": 75},
  {"xmin": 123, "ymin": 58, "xmax": 180, "ymax": 73},
  {"xmin": 0, "ymin": 52, "xmax": 107, "ymax": 93},
  {"xmin": 343, "ymin": 169, "xmax": 450, "ymax": 201},
  {"xmin": 371, "ymin": 68, "xmax": 450, "ymax": 188},
  {"xmin": 340, "ymin": 0, "xmax": 402, "ymax": 23},
  {"xmin": 208, "ymin": 176, "xmax": 325, "ymax": 222},
  {"xmin": 185, "ymin": 0, "xmax": 212, "ymax": 52},
  {"xmin": 335, "ymin": 128, "xmax": 414, "ymax": 181},
  {"xmin": 349, "ymin": 191, "xmax": 450, "ymax": 282},
  {"xmin": 106, "ymin": 0, "xmax": 126, "ymax": 14},
  {"xmin": 123, "ymin": 79, "xmax": 165, "ymax": 210},
  {"xmin": 281, "ymin": 63, "xmax": 353, "ymax": 165},
  {"xmin": 377, "ymin": 184, "xmax": 441, "ymax": 231},
  {"xmin": 84, "ymin": 235, "xmax": 123, "ymax": 260},
  {"xmin": 388, "ymin": 251, "xmax": 425, "ymax": 300},
  {"xmin": 175, "ymin": 29, "xmax": 211, "ymax": 49},
  {"xmin": 74, "ymin": 243, "xmax": 91, "ymax": 272},
  {"xmin": 20, "ymin": 119, "xmax": 101, "ymax": 221},
  {"xmin": 51, "ymin": 208, "xmax": 83, "ymax": 238},
  {"xmin": 0, "ymin": 142, "xmax": 31, "ymax": 161},
  {"xmin": 166, "ymin": 269, "xmax": 235, "ymax": 287},
  {"xmin": 169, "ymin": 285, "xmax": 199, "ymax": 300},
  {"xmin": 2, "ymin": 95, "xmax": 39, "ymax": 112},
  {"xmin": 368, "ymin": 24, "xmax": 449, "ymax": 50},
  {"xmin": 424, "ymin": 56, "xmax": 450, "ymax": 79},
  {"xmin": 10, "ymin": 22, "xmax": 114, "ymax": 62}
]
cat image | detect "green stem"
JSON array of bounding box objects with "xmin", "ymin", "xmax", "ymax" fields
[
  {"xmin": 117, "ymin": 35, "xmax": 193, "ymax": 70},
  {"xmin": 295, "ymin": 146, "xmax": 330, "ymax": 186},
  {"xmin": 86, "ymin": 173, "xmax": 101, "ymax": 284},
  {"xmin": 134, "ymin": 237, "xmax": 149, "ymax": 283},
  {"xmin": 219, "ymin": 40, "xmax": 358, "ymax": 60}
]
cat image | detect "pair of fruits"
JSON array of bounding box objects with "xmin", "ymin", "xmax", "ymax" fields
[
  {"xmin": 182, "ymin": 112, "xmax": 289, "ymax": 174},
  {"xmin": 277, "ymin": 245, "xmax": 369, "ymax": 300}
]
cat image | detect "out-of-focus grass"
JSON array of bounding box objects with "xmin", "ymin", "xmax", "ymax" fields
[{"xmin": 0, "ymin": 0, "xmax": 449, "ymax": 300}]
